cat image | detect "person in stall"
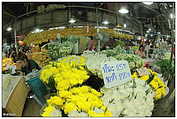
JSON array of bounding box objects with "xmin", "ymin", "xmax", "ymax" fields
[
  {"xmin": 15, "ymin": 52, "xmax": 47, "ymax": 105},
  {"xmin": 144, "ymin": 41, "xmax": 150, "ymax": 58},
  {"xmin": 9, "ymin": 46, "xmax": 18, "ymax": 61},
  {"xmin": 135, "ymin": 45, "xmax": 145, "ymax": 58},
  {"xmin": 87, "ymin": 36, "xmax": 97, "ymax": 51},
  {"xmin": 15, "ymin": 52, "xmax": 41, "ymax": 75},
  {"xmin": 125, "ymin": 45, "xmax": 133, "ymax": 54}
]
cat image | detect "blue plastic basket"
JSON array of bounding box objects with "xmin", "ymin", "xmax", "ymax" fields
[{"xmin": 26, "ymin": 71, "xmax": 48, "ymax": 105}]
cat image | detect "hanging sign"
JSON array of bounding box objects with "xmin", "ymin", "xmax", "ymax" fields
[{"xmin": 101, "ymin": 60, "xmax": 132, "ymax": 88}]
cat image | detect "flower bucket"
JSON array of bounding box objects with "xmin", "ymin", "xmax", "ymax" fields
[{"xmin": 26, "ymin": 71, "xmax": 48, "ymax": 105}]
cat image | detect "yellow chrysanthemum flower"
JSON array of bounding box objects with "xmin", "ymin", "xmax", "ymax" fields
[
  {"xmin": 90, "ymin": 88, "xmax": 103, "ymax": 97},
  {"xmin": 40, "ymin": 67, "xmax": 59, "ymax": 83},
  {"xmin": 59, "ymin": 90, "xmax": 72, "ymax": 98},
  {"xmin": 131, "ymin": 72, "xmax": 138, "ymax": 79},
  {"xmin": 41, "ymin": 105, "xmax": 56, "ymax": 117},
  {"xmin": 149, "ymin": 80, "xmax": 159, "ymax": 90},
  {"xmin": 47, "ymin": 96, "xmax": 64, "ymax": 106},
  {"xmin": 147, "ymin": 69, "xmax": 153, "ymax": 74},
  {"xmin": 151, "ymin": 71, "xmax": 158, "ymax": 76},
  {"xmin": 140, "ymin": 75, "xmax": 149, "ymax": 81},
  {"xmin": 104, "ymin": 110, "xmax": 112, "ymax": 117},
  {"xmin": 63, "ymin": 102, "xmax": 78, "ymax": 114},
  {"xmin": 154, "ymin": 94, "xmax": 162, "ymax": 100}
]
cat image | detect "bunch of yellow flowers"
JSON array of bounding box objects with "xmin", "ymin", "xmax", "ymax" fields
[
  {"xmin": 40, "ymin": 56, "xmax": 112, "ymax": 117},
  {"xmin": 41, "ymin": 86, "xmax": 112, "ymax": 117},
  {"xmin": 40, "ymin": 56, "xmax": 89, "ymax": 90},
  {"xmin": 41, "ymin": 105, "xmax": 62, "ymax": 117},
  {"xmin": 2, "ymin": 58, "xmax": 16, "ymax": 72},
  {"xmin": 131, "ymin": 68, "xmax": 167, "ymax": 100}
]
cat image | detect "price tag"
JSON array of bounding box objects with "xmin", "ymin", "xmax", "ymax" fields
[{"xmin": 101, "ymin": 60, "xmax": 132, "ymax": 88}]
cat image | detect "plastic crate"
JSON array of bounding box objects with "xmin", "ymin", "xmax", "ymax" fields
[{"xmin": 26, "ymin": 71, "xmax": 48, "ymax": 105}]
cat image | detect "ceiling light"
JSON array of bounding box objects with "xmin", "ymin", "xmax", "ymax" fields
[
  {"xmin": 6, "ymin": 27, "xmax": 12, "ymax": 31},
  {"xmin": 69, "ymin": 18, "xmax": 76, "ymax": 24},
  {"xmin": 138, "ymin": 36, "xmax": 141, "ymax": 40},
  {"xmin": 95, "ymin": 26, "xmax": 108, "ymax": 29},
  {"xmin": 35, "ymin": 28, "xmax": 40, "ymax": 32},
  {"xmin": 119, "ymin": 8, "xmax": 129, "ymax": 14},
  {"xmin": 123, "ymin": 24, "xmax": 127, "ymax": 28},
  {"xmin": 102, "ymin": 20, "xmax": 109, "ymax": 25},
  {"xmin": 148, "ymin": 28, "xmax": 151, "ymax": 31},
  {"xmin": 167, "ymin": 35, "xmax": 170, "ymax": 38},
  {"xmin": 32, "ymin": 28, "xmax": 43, "ymax": 33},
  {"xmin": 146, "ymin": 30, "xmax": 150, "ymax": 33},
  {"xmin": 150, "ymin": 34, "xmax": 153, "ymax": 37},
  {"xmin": 170, "ymin": 13, "xmax": 174, "ymax": 19},
  {"xmin": 58, "ymin": 26, "xmax": 66, "ymax": 29},
  {"xmin": 142, "ymin": 2, "xmax": 153, "ymax": 5}
]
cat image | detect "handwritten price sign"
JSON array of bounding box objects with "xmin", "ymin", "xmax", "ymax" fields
[{"xmin": 101, "ymin": 60, "xmax": 132, "ymax": 88}]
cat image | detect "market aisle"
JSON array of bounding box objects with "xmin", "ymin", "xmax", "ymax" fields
[{"xmin": 22, "ymin": 98, "xmax": 41, "ymax": 117}]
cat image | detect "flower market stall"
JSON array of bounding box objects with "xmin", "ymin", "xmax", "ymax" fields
[
  {"xmin": 38, "ymin": 52, "xmax": 169, "ymax": 117},
  {"xmin": 2, "ymin": 26, "xmax": 173, "ymax": 117},
  {"xmin": 2, "ymin": 2, "xmax": 175, "ymax": 117},
  {"xmin": 16, "ymin": 27, "xmax": 171, "ymax": 117}
]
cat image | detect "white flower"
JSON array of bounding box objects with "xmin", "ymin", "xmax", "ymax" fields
[
  {"xmin": 101, "ymin": 79, "xmax": 154, "ymax": 117},
  {"xmin": 82, "ymin": 51, "xmax": 117, "ymax": 78},
  {"xmin": 50, "ymin": 108, "xmax": 62, "ymax": 117},
  {"xmin": 68, "ymin": 111, "xmax": 88, "ymax": 117}
]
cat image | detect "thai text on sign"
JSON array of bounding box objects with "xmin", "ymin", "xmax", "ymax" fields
[{"xmin": 101, "ymin": 60, "xmax": 132, "ymax": 88}]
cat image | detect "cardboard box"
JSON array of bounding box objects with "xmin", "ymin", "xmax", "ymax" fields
[{"xmin": 4, "ymin": 77, "xmax": 30, "ymax": 116}]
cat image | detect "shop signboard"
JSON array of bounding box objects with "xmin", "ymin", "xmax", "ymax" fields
[{"xmin": 101, "ymin": 60, "xmax": 132, "ymax": 88}]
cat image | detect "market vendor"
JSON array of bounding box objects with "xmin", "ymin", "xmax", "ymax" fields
[
  {"xmin": 88, "ymin": 36, "xmax": 97, "ymax": 51},
  {"xmin": 15, "ymin": 53, "xmax": 41, "ymax": 75},
  {"xmin": 135, "ymin": 45, "xmax": 145, "ymax": 58},
  {"xmin": 125, "ymin": 46, "xmax": 133, "ymax": 54},
  {"xmin": 145, "ymin": 43, "xmax": 150, "ymax": 58}
]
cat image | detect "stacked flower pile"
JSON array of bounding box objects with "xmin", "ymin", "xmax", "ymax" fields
[
  {"xmin": 82, "ymin": 51, "xmax": 117, "ymax": 79},
  {"xmin": 24, "ymin": 28, "xmax": 134, "ymax": 45},
  {"xmin": 113, "ymin": 54, "xmax": 144, "ymax": 70},
  {"xmin": 42, "ymin": 86, "xmax": 112, "ymax": 117},
  {"xmin": 131, "ymin": 68, "xmax": 167, "ymax": 100},
  {"xmin": 40, "ymin": 56, "xmax": 88, "ymax": 86},
  {"xmin": 101, "ymin": 45, "xmax": 126, "ymax": 57},
  {"xmin": 2, "ymin": 58, "xmax": 16, "ymax": 72},
  {"xmin": 47, "ymin": 41, "xmax": 73, "ymax": 60},
  {"xmin": 101, "ymin": 79, "xmax": 154, "ymax": 117},
  {"xmin": 30, "ymin": 52, "xmax": 51, "ymax": 67},
  {"xmin": 40, "ymin": 56, "xmax": 112, "ymax": 117}
]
